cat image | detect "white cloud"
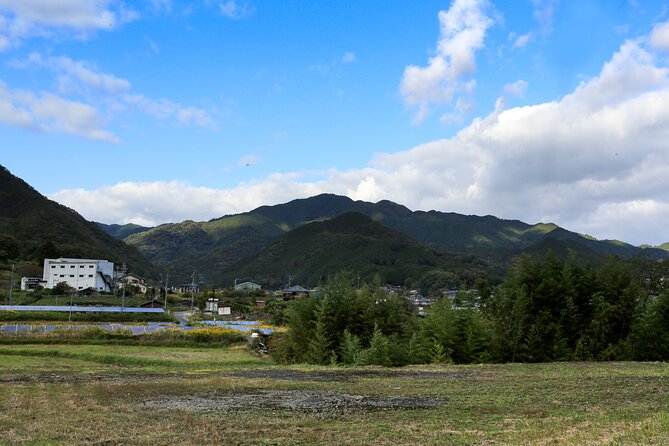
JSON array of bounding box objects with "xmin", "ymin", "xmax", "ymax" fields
[
  {"xmin": 512, "ymin": 32, "xmax": 531, "ymax": 49},
  {"xmin": 400, "ymin": 0, "xmax": 493, "ymax": 124},
  {"xmin": 503, "ymin": 80, "xmax": 528, "ymax": 98},
  {"xmin": 123, "ymin": 94, "xmax": 217, "ymax": 129},
  {"xmin": 0, "ymin": 0, "xmax": 137, "ymax": 50},
  {"xmin": 531, "ymin": 0, "xmax": 559, "ymax": 36},
  {"xmin": 341, "ymin": 52, "xmax": 356, "ymax": 64},
  {"xmin": 650, "ymin": 20, "xmax": 669, "ymax": 52},
  {"xmin": 5, "ymin": 53, "xmax": 216, "ymax": 135},
  {"xmin": 50, "ymin": 36, "xmax": 669, "ymax": 245},
  {"xmin": 219, "ymin": 0, "xmax": 253, "ymax": 19},
  {"xmin": 18, "ymin": 53, "xmax": 131, "ymax": 94},
  {"xmin": 0, "ymin": 80, "xmax": 117, "ymax": 142}
]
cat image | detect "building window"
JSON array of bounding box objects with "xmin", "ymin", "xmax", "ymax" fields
[
  {"xmin": 79, "ymin": 274, "xmax": 84, "ymax": 277},
  {"xmin": 51, "ymin": 265, "xmax": 56, "ymax": 268},
  {"xmin": 60, "ymin": 266, "xmax": 65, "ymax": 268},
  {"xmin": 89, "ymin": 275, "xmax": 93, "ymax": 278},
  {"xmin": 60, "ymin": 274, "xmax": 65, "ymax": 277},
  {"xmin": 89, "ymin": 265, "xmax": 94, "ymax": 268},
  {"xmin": 69, "ymin": 275, "xmax": 75, "ymax": 278},
  {"xmin": 71, "ymin": 265, "xmax": 75, "ymax": 268}
]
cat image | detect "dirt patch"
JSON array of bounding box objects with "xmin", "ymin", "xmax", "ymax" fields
[
  {"xmin": 0, "ymin": 372, "xmax": 195, "ymax": 385},
  {"xmin": 232, "ymin": 368, "xmax": 480, "ymax": 382},
  {"xmin": 141, "ymin": 389, "xmax": 444, "ymax": 417}
]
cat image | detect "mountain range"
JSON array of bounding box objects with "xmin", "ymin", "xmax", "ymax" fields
[
  {"xmin": 104, "ymin": 192, "xmax": 668, "ymax": 288},
  {"xmin": 2, "ymin": 164, "xmax": 666, "ymax": 290}
]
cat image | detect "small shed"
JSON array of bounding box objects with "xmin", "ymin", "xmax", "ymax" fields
[
  {"xmin": 280, "ymin": 285, "xmax": 310, "ymax": 300},
  {"xmin": 140, "ymin": 300, "xmax": 164, "ymax": 308}
]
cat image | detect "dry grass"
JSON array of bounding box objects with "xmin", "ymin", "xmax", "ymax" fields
[{"xmin": 0, "ymin": 344, "xmax": 667, "ymax": 445}]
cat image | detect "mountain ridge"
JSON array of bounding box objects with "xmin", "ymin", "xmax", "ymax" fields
[{"xmin": 122, "ymin": 192, "xmax": 668, "ymax": 286}]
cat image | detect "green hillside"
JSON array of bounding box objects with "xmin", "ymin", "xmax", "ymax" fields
[
  {"xmin": 0, "ymin": 166, "xmax": 156, "ymax": 277},
  {"xmin": 125, "ymin": 193, "xmax": 668, "ymax": 287},
  {"xmin": 521, "ymin": 237, "xmax": 605, "ymax": 265},
  {"xmin": 124, "ymin": 213, "xmax": 284, "ymax": 285},
  {"xmin": 96, "ymin": 222, "xmax": 152, "ymax": 239},
  {"xmin": 220, "ymin": 212, "xmax": 501, "ymax": 290}
]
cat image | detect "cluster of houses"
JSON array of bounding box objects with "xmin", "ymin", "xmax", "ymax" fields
[
  {"xmin": 20, "ymin": 257, "xmax": 314, "ymax": 298},
  {"xmin": 19, "ymin": 258, "xmax": 480, "ymax": 316}
]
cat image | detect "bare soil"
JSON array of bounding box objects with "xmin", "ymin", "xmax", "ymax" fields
[
  {"xmin": 140, "ymin": 389, "xmax": 445, "ymax": 417},
  {"xmin": 0, "ymin": 367, "xmax": 482, "ymax": 385}
]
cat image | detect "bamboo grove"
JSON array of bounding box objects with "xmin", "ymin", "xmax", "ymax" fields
[{"xmin": 273, "ymin": 253, "xmax": 669, "ymax": 365}]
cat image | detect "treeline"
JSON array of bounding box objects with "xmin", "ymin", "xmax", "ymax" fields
[{"xmin": 273, "ymin": 254, "xmax": 669, "ymax": 365}]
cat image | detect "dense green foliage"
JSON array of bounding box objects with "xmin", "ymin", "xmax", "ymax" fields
[
  {"xmin": 273, "ymin": 273, "xmax": 490, "ymax": 366},
  {"xmin": 0, "ymin": 166, "xmax": 155, "ymax": 277},
  {"xmin": 275, "ymin": 256, "xmax": 669, "ymax": 366},
  {"xmin": 487, "ymin": 253, "xmax": 669, "ymax": 362}
]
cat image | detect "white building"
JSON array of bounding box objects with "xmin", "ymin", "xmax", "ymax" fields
[
  {"xmin": 20, "ymin": 277, "xmax": 44, "ymax": 291},
  {"xmin": 42, "ymin": 258, "xmax": 115, "ymax": 292}
]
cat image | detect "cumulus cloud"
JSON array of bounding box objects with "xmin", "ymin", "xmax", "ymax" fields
[
  {"xmin": 650, "ymin": 20, "xmax": 669, "ymax": 52},
  {"xmin": 0, "ymin": 80, "xmax": 117, "ymax": 142},
  {"xmin": 0, "ymin": 0, "xmax": 137, "ymax": 50},
  {"xmin": 400, "ymin": 0, "xmax": 493, "ymax": 124},
  {"xmin": 51, "ymin": 35, "xmax": 669, "ymax": 245}
]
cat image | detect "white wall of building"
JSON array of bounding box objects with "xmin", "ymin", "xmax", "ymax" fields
[{"xmin": 42, "ymin": 258, "xmax": 115, "ymax": 292}]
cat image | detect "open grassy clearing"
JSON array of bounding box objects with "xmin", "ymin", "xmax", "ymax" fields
[{"xmin": 0, "ymin": 343, "xmax": 667, "ymax": 445}]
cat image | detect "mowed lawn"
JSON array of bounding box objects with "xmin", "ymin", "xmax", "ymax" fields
[{"xmin": 0, "ymin": 343, "xmax": 667, "ymax": 445}]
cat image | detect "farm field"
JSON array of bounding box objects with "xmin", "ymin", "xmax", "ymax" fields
[{"xmin": 0, "ymin": 344, "xmax": 667, "ymax": 445}]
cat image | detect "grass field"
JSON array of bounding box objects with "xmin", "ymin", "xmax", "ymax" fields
[{"xmin": 0, "ymin": 343, "xmax": 667, "ymax": 445}]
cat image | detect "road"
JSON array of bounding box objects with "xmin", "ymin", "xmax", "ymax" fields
[{"xmin": 172, "ymin": 310, "xmax": 193, "ymax": 324}]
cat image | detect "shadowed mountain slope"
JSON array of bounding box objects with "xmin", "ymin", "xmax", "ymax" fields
[
  {"xmin": 219, "ymin": 212, "xmax": 500, "ymax": 289},
  {"xmin": 0, "ymin": 166, "xmax": 156, "ymax": 277}
]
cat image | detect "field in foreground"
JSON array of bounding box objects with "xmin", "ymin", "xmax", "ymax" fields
[{"xmin": 0, "ymin": 344, "xmax": 667, "ymax": 445}]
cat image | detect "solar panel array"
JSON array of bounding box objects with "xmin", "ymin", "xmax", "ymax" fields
[{"xmin": 0, "ymin": 305, "xmax": 164, "ymax": 313}]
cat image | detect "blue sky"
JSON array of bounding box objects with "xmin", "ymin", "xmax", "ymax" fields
[{"xmin": 1, "ymin": 0, "xmax": 669, "ymax": 245}]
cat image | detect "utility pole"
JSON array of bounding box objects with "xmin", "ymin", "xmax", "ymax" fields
[
  {"xmin": 190, "ymin": 271, "xmax": 196, "ymax": 314},
  {"xmin": 120, "ymin": 263, "xmax": 127, "ymax": 311},
  {"xmin": 8, "ymin": 264, "xmax": 14, "ymax": 306},
  {"xmin": 164, "ymin": 271, "xmax": 169, "ymax": 310}
]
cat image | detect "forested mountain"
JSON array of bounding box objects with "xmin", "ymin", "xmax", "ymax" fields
[
  {"xmin": 125, "ymin": 193, "xmax": 667, "ymax": 286},
  {"xmin": 218, "ymin": 212, "xmax": 500, "ymax": 289},
  {"xmin": 96, "ymin": 222, "xmax": 152, "ymax": 239},
  {"xmin": 3, "ymin": 165, "xmax": 666, "ymax": 290},
  {"xmin": 0, "ymin": 166, "xmax": 156, "ymax": 277}
]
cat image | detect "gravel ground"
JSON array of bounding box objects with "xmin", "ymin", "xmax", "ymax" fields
[{"xmin": 140, "ymin": 389, "xmax": 445, "ymax": 417}]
